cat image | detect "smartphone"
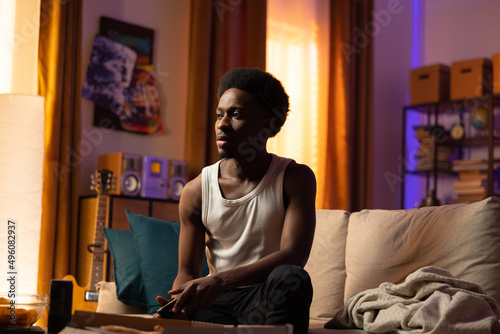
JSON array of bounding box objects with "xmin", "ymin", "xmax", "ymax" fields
[{"xmin": 156, "ymin": 298, "xmax": 177, "ymax": 318}]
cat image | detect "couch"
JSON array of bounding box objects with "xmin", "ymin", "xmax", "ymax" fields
[{"xmin": 96, "ymin": 196, "xmax": 500, "ymax": 333}]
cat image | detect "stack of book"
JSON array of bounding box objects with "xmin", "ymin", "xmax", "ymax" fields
[
  {"xmin": 452, "ymin": 159, "xmax": 499, "ymax": 203},
  {"xmin": 414, "ymin": 126, "xmax": 453, "ymax": 172}
]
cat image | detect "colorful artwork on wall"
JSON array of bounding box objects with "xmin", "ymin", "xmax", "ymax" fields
[
  {"xmin": 82, "ymin": 34, "xmax": 137, "ymax": 114},
  {"xmin": 83, "ymin": 16, "xmax": 160, "ymax": 134}
]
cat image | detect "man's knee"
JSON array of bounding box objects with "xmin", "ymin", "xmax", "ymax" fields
[
  {"xmin": 269, "ymin": 264, "xmax": 311, "ymax": 284},
  {"xmin": 267, "ymin": 265, "xmax": 312, "ymax": 303}
]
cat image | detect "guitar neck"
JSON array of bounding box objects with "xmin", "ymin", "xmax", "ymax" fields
[{"xmin": 89, "ymin": 194, "xmax": 109, "ymax": 291}]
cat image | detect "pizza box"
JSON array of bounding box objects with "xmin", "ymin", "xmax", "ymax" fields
[{"xmin": 60, "ymin": 311, "xmax": 293, "ymax": 334}]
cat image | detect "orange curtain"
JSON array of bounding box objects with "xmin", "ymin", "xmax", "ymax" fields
[
  {"xmin": 185, "ymin": 0, "xmax": 267, "ymax": 178},
  {"xmin": 266, "ymin": 0, "xmax": 330, "ymax": 210},
  {"xmin": 37, "ymin": 0, "xmax": 82, "ymax": 326},
  {"xmin": 321, "ymin": 0, "xmax": 373, "ymax": 211}
]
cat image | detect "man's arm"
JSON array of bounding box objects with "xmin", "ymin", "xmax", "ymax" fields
[
  {"xmin": 170, "ymin": 174, "xmax": 207, "ymax": 294},
  {"xmin": 171, "ymin": 161, "xmax": 316, "ymax": 311}
]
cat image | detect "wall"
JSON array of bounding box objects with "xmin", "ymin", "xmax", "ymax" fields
[
  {"xmin": 372, "ymin": 0, "xmax": 500, "ymax": 209},
  {"xmin": 422, "ymin": 0, "xmax": 500, "ymax": 64},
  {"xmin": 372, "ymin": 0, "xmax": 413, "ymax": 209},
  {"xmin": 79, "ymin": 0, "xmax": 191, "ymax": 195}
]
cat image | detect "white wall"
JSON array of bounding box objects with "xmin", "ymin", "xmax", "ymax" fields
[
  {"xmin": 79, "ymin": 0, "xmax": 191, "ymax": 195},
  {"xmin": 372, "ymin": 0, "xmax": 500, "ymax": 209}
]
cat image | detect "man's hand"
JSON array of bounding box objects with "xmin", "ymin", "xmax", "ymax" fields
[
  {"xmin": 154, "ymin": 296, "xmax": 189, "ymax": 320},
  {"xmin": 169, "ymin": 275, "xmax": 225, "ymax": 312}
]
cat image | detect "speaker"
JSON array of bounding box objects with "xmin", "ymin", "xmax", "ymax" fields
[
  {"xmin": 141, "ymin": 155, "xmax": 169, "ymax": 199},
  {"xmin": 168, "ymin": 160, "xmax": 188, "ymax": 201},
  {"xmin": 97, "ymin": 153, "xmax": 142, "ymax": 196}
]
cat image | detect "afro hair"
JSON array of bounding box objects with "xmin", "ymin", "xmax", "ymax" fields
[{"xmin": 217, "ymin": 68, "xmax": 289, "ymax": 137}]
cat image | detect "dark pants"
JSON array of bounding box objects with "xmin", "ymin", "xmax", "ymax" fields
[{"xmin": 190, "ymin": 265, "xmax": 313, "ymax": 334}]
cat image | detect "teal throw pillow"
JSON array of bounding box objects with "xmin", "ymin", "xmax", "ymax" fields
[
  {"xmin": 103, "ymin": 228, "xmax": 147, "ymax": 308},
  {"xmin": 125, "ymin": 210, "xmax": 209, "ymax": 314}
]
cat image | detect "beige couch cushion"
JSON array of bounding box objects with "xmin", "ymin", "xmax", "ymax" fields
[
  {"xmin": 305, "ymin": 209, "xmax": 350, "ymax": 319},
  {"xmin": 97, "ymin": 281, "xmax": 147, "ymax": 314},
  {"xmin": 344, "ymin": 197, "xmax": 500, "ymax": 304}
]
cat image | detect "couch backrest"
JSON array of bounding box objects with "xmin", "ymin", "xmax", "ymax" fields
[
  {"xmin": 304, "ymin": 209, "xmax": 350, "ymax": 319},
  {"xmin": 344, "ymin": 196, "xmax": 500, "ymax": 303}
]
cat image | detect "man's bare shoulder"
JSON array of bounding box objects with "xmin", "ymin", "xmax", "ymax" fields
[
  {"xmin": 285, "ymin": 161, "xmax": 316, "ymax": 184},
  {"xmin": 283, "ymin": 160, "xmax": 317, "ymax": 200},
  {"xmin": 179, "ymin": 173, "xmax": 203, "ymax": 214},
  {"xmin": 183, "ymin": 173, "xmax": 202, "ymax": 195}
]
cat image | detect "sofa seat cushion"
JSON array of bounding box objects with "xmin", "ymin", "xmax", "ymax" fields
[
  {"xmin": 344, "ymin": 197, "xmax": 500, "ymax": 304},
  {"xmin": 305, "ymin": 209, "xmax": 350, "ymax": 319}
]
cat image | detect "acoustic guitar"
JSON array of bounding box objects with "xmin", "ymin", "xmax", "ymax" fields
[{"xmin": 63, "ymin": 169, "xmax": 113, "ymax": 313}]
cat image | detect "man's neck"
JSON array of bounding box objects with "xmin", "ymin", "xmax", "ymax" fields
[{"xmin": 221, "ymin": 152, "xmax": 273, "ymax": 182}]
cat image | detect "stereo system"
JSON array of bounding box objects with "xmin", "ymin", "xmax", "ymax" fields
[
  {"xmin": 97, "ymin": 153, "xmax": 187, "ymax": 200},
  {"xmin": 141, "ymin": 155, "xmax": 169, "ymax": 199},
  {"xmin": 97, "ymin": 153, "xmax": 142, "ymax": 196},
  {"xmin": 169, "ymin": 160, "xmax": 188, "ymax": 201}
]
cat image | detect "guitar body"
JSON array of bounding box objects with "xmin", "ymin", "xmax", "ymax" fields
[{"xmin": 62, "ymin": 275, "xmax": 98, "ymax": 313}]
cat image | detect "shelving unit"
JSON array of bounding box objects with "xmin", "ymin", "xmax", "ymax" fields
[{"xmin": 401, "ymin": 94, "xmax": 500, "ymax": 208}]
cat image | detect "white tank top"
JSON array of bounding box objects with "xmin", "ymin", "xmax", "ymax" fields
[{"xmin": 201, "ymin": 154, "xmax": 293, "ymax": 275}]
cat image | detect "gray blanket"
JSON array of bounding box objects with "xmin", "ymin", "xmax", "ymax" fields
[{"xmin": 326, "ymin": 266, "xmax": 500, "ymax": 333}]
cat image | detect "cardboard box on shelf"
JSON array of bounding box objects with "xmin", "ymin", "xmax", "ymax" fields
[
  {"xmin": 450, "ymin": 57, "xmax": 492, "ymax": 100},
  {"xmin": 409, "ymin": 64, "xmax": 450, "ymax": 105},
  {"xmin": 60, "ymin": 311, "xmax": 293, "ymax": 334}
]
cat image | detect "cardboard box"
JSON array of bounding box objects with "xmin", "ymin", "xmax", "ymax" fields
[
  {"xmin": 60, "ymin": 311, "xmax": 293, "ymax": 334},
  {"xmin": 450, "ymin": 57, "xmax": 492, "ymax": 100},
  {"xmin": 492, "ymin": 53, "xmax": 500, "ymax": 95},
  {"xmin": 409, "ymin": 64, "xmax": 450, "ymax": 105}
]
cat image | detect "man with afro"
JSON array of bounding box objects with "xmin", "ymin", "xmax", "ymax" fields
[{"xmin": 156, "ymin": 68, "xmax": 317, "ymax": 334}]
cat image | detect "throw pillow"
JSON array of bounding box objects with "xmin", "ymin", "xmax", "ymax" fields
[
  {"xmin": 103, "ymin": 227, "xmax": 147, "ymax": 308},
  {"xmin": 304, "ymin": 209, "xmax": 350, "ymax": 320},
  {"xmin": 126, "ymin": 210, "xmax": 209, "ymax": 314}
]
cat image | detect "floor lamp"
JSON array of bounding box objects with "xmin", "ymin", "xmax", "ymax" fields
[{"xmin": 0, "ymin": 94, "xmax": 45, "ymax": 294}]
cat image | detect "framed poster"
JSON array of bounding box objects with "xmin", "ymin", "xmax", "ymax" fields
[
  {"xmin": 92, "ymin": 16, "xmax": 161, "ymax": 134},
  {"xmin": 82, "ymin": 34, "xmax": 137, "ymax": 114},
  {"xmin": 100, "ymin": 16, "xmax": 154, "ymax": 65}
]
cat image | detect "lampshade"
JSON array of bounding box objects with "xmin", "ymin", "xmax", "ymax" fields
[{"xmin": 0, "ymin": 94, "xmax": 45, "ymax": 294}]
